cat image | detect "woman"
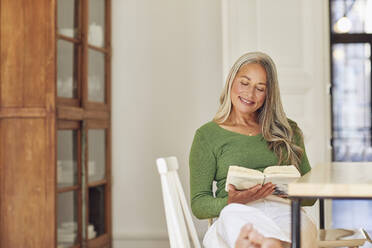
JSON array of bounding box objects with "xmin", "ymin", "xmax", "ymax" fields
[{"xmin": 189, "ymin": 52, "xmax": 317, "ymax": 248}]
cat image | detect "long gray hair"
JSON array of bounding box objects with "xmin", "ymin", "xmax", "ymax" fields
[{"xmin": 213, "ymin": 52, "xmax": 303, "ymax": 168}]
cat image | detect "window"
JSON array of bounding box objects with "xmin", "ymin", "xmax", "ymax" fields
[
  {"xmin": 331, "ymin": 0, "xmax": 372, "ymax": 161},
  {"xmin": 330, "ymin": 0, "xmax": 372, "ymax": 236}
]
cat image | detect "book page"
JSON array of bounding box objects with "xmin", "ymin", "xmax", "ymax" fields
[
  {"xmin": 225, "ymin": 174, "xmax": 264, "ymax": 191},
  {"xmin": 225, "ymin": 166, "xmax": 264, "ymax": 191},
  {"xmin": 263, "ymin": 165, "xmax": 300, "ymax": 175},
  {"xmin": 263, "ymin": 166, "xmax": 300, "ymax": 195},
  {"xmin": 228, "ymin": 165, "xmax": 264, "ymax": 176}
]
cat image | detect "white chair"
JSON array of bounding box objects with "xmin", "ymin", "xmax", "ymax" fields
[{"xmin": 156, "ymin": 156, "xmax": 201, "ymax": 248}]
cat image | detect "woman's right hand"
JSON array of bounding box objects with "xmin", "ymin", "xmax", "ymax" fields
[{"xmin": 227, "ymin": 183, "xmax": 276, "ymax": 204}]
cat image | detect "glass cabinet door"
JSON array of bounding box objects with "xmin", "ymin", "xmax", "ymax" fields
[
  {"xmin": 57, "ymin": 130, "xmax": 79, "ymax": 188},
  {"xmin": 86, "ymin": 0, "xmax": 108, "ymax": 105},
  {"xmin": 57, "ymin": 40, "xmax": 79, "ymax": 99},
  {"xmin": 87, "ymin": 50, "xmax": 106, "ymax": 103},
  {"xmin": 57, "ymin": 0, "xmax": 81, "ymax": 101},
  {"xmin": 57, "ymin": 191, "xmax": 79, "ymax": 248},
  {"xmin": 86, "ymin": 124, "xmax": 108, "ymax": 241},
  {"xmin": 57, "ymin": 0, "xmax": 108, "ymax": 105},
  {"xmin": 88, "ymin": 0, "xmax": 105, "ymax": 48},
  {"xmin": 88, "ymin": 129, "xmax": 106, "ymax": 182},
  {"xmin": 57, "ymin": 0, "xmax": 80, "ymax": 38},
  {"xmin": 57, "ymin": 122, "xmax": 82, "ymax": 248},
  {"xmin": 88, "ymin": 185, "xmax": 106, "ymax": 239}
]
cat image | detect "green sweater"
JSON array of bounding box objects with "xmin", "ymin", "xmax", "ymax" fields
[{"xmin": 189, "ymin": 120, "xmax": 312, "ymax": 219}]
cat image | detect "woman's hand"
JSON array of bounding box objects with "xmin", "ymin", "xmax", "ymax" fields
[{"xmin": 227, "ymin": 183, "xmax": 276, "ymax": 204}]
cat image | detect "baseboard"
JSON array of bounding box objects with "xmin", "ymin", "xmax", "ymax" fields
[
  {"xmin": 113, "ymin": 238, "xmax": 170, "ymax": 248},
  {"xmin": 113, "ymin": 231, "xmax": 170, "ymax": 248},
  {"xmin": 113, "ymin": 231, "xmax": 203, "ymax": 248}
]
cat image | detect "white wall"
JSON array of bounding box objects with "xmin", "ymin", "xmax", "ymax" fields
[{"xmin": 112, "ymin": 0, "xmax": 222, "ymax": 247}]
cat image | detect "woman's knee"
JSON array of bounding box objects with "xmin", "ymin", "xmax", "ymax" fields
[
  {"xmin": 220, "ymin": 203, "xmax": 244, "ymax": 215},
  {"xmin": 219, "ymin": 203, "xmax": 243, "ymax": 223},
  {"xmin": 219, "ymin": 203, "xmax": 268, "ymax": 229}
]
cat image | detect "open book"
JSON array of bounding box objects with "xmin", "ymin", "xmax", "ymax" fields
[{"xmin": 225, "ymin": 165, "xmax": 301, "ymax": 195}]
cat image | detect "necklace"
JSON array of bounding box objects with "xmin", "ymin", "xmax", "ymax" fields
[{"xmin": 218, "ymin": 122, "xmax": 258, "ymax": 136}]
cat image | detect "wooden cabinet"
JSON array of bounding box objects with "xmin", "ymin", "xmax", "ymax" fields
[{"xmin": 0, "ymin": 0, "xmax": 112, "ymax": 247}]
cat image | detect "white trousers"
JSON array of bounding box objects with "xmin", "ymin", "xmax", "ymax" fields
[{"xmin": 203, "ymin": 197, "xmax": 317, "ymax": 248}]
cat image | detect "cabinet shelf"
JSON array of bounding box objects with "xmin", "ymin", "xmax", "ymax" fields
[
  {"xmin": 58, "ymin": 185, "xmax": 81, "ymax": 193},
  {"xmin": 87, "ymin": 44, "xmax": 109, "ymax": 53},
  {"xmin": 57, "ymin": 34, "xmax": 81, "ymax": 44},
  {"xmin": 87, "ymin": 179, "xmax": 107, "ymax": 188}
]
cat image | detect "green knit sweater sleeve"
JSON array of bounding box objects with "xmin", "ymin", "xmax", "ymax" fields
[{"xmin": 189, "ymin": 130, "xmax": 228, "ymax": 219}]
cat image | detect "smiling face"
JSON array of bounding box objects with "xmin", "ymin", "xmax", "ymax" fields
[{"xmin": 230, "ymin": 63, "xmax": 267, "ymax": 117}]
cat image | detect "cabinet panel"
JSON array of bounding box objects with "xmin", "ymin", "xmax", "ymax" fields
[
  {"xmin": 23, "ymin": 0, "xmax": 52, "ymax": 107},
  {"xmin": 0, "ymin": 0, "xmax": 24, "ymax": 106},
  {"xmin": 0, "ymin": 119, "xmax": 55, "ymax": 247},
  {"xmin": 1, "ymin": 0, "xmax": 53, "ymax": 107}
]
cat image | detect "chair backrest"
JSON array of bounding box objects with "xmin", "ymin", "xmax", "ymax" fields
[{"xmin": 156, "ymin": 156, "xmax": 201, "ymax": 248}]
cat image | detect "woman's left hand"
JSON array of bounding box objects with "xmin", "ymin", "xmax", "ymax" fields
[{"xmin": 227, "ymin": 183, "xmax": 276, "ymax": 205}]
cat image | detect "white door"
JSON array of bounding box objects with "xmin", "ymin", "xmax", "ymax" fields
[{"xmin": 221, "ymin": 0, "xmax": 332, "ymax": 226}]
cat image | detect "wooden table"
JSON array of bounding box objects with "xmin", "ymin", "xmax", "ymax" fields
[{"xmin": 288, "ymin": 162, "xmax": 372, "ymax": 248}]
